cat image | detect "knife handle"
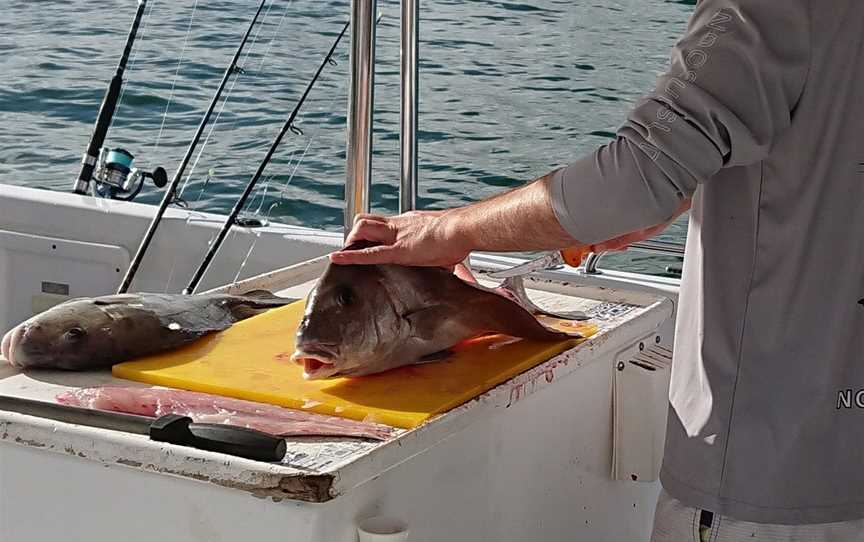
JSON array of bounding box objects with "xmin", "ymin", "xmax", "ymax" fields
[
  {"xmin": 560, "ymin": 246, "xmax": 595, "ymax": 267},
  {"xmin": 149, "ymin": 414, "xmax": 287, "ymax": 462}
]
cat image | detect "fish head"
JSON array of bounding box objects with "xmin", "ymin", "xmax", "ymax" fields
[
  {"xmin": 2, "ymin": 300, "xmax": 121, "ymax": 369},
  {"xmin": 292, "ymin": 263, "xmax": 408, "ymax": 380}
]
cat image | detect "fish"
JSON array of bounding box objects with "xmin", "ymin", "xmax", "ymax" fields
[
  {"xmin": 56, "ymin": 386, "xmax": 395, "ymax": 441},
  {"xmin": 291, "ymin": 244, "xmax": 579, "ymax": 380},
  {"xmin": 1, "ymin": 290, "xmax": 292, "ymax": 371}
]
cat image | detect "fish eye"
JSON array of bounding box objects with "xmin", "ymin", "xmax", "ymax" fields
[
  {"xmin": 64, "ymin": 327, "xmax": 86, "ymax": 342},
  {"xmin": 336, "ymin": 286, "xmax": 355, "ymax": 307}
]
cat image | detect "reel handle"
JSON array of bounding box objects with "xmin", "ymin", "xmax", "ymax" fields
[{"xmin": 144, "ymin": 166, "xmax": 168, "ymax": 188}]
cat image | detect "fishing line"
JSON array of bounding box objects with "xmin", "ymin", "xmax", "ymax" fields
[
  {"xmin": 227, "ymin": 42, "xmax": 348, "ymax": 292},
  {"xmin": 251, "ymin": 178, "xmax": 272, "ymax": 216},
  {"xmin": 229, "ymin": 231, "xmax": 261, "ymax": 288},
  {"xmin": 177, "ymin": 0, "xmax": 278, "ymax": 201},
  {"xmin": 198, "ymin": 0, "xmax": 286, "ymax": 191},
  {"xmin": 117, "ymin": 0, "xmax": 157, "ymax": 113},
  {"xmin": 247, "ymin": 149, "xmax": 296, "ymax": 218},
  {"xmin": 256, "ymin": 0, "xmax": 292, "ymax": 74},
  {"xmin": 227, "ymin": 119, "xmax": 328, "ymax": 293},
  {"xmin": 272, "ymin": 137, "xmax": 314, "ymax": 207},
  {"xmin": 184, "ymin": 20, "xmax": 351, "ymax": 294},
  {"xmin": 244, "ymin": 67, "xmax": 338, "ymax": 224},
  {"xmin": 152, "ymin": 0, "xmax": 199, "ymax": 158},
  {"xmin": 244, "ymin": 26, "xmax": 347, "ymax": 223},
  {"xmin": 118, "ymin": 0, "xmax": 271, "ymax": 294},
  {"xmin": 194, "ymin": 168, "xmax": 216, "ymax": 207},
  {"xmin": 251, "ymin": 173, "xmax": 277, "ymax": 216},
  {"xmin": 162, "ymin": 165, "xmax": 219, "ymax": 293},
  {"xmin": 176, "ymin": 75, "xmax": 240, "ymax": 200},
  {"xmin": 259, "ymin": 19, "xmax": 356, "ymax": 219}
]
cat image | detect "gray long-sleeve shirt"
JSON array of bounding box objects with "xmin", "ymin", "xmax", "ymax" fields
[{"xmin": 550, "ymin": 0, "xmax": 864, "ymax": 525}]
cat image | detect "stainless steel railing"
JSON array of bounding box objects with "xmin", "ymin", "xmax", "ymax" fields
[
  {"xmin": 345, "ymin": 0, "xmax": 420, "ymax": 227},
  {"xmin": 584, "ymin": 240, "xmax": 685, "ymax": 274},
  {"xmin": 344, "ymin": 0, "xmax": 377, "ymax": 234},
  {"xmin": 399, "ymin": 0, "xmax": 419, "ymax": 213}
]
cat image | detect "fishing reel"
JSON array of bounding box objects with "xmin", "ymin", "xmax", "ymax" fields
[{"xmin": 91, "ymin": 147, "xmax": 168, "ymax": 201}]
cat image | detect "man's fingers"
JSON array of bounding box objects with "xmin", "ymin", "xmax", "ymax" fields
[
  {"xmin": 453, "ymin": 262, "xmax": 478, "ymax": 283},
  {"xmin": 330, "ymin": 244, "xmax": 398, "ymax": 265},
  {"xmin": 345, "ymin": 218, "xmax": 396, "ymax": 247},
  {"xmin": 352, "ymin": 213, "xmax": 386, "ymax": 225}
]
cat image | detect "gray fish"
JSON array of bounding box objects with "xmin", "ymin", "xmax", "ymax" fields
[
  {"xmin": 291, "ymin": 257, "xmax": 577, "ymax": 380},
  {"xmin": 1, "ymin": 290, "xmax": 291, "ymax": 370}
]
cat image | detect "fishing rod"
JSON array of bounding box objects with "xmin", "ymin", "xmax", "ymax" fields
[
  {"xmin": 117, "ymin": 0, "xmax": 269, "ymax": 295},
  {"xmin": 72, "ymin": 0, "xmax": 149, "ymax": 195},
  {"xmin": 183, "ymin": 20, "xmax": 351, "ymax": 295}
]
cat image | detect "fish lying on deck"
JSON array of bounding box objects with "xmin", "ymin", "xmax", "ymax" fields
[
  {"xmin": 57, "ymin": 386, "xmax": 395, "ymax": 440},
  {"xmin": 2, "ymin": 291, "xmax": 291, "ymax": 370},
  {"xmin": 292, "ymin": 244, "xmax": 580, "ymax": 380}
]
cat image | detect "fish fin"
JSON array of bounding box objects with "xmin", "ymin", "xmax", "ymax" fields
[
  {"xmin": 229, "ymin": 292, "xmax": 295, "ymax": 320},
  {"xmin": 497, "ymin": 276, "xmax": 589, "ymax": 321},
  {"xmin": 230, "ymin": 306, "xmax": 262, "ymax": 321},
  {"xmin": 230, "ymin": 302, "xmax": 290, "ymax": 321},
  {"xmin": 238, "ymin": 290, "xmax": 296, "ymax": 305},
  {"xmin": 239, "ymin": 289, "xmax": 281, "ymax": 299},
  {"xmin": 152, "ymin": 292, "xmax": 292, "ymax": 331},
  {"xmin": 416, "ymin": 349, "xmax": 453, "ymax": 364},
  {"xmin": 91, "ymin": 294, "xmax": 148, "ymax": 306},
  {"xmin": 459, "ymin": 285, "xmax": 575, "ymax": 341}
]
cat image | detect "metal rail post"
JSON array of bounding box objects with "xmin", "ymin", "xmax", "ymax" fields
[
  {"xmin": 399, "ymin": 0, "xmax": 419, "ymax": 213},
  {"xmin": 344, "ymin": 0, "xmax": 377, "ymax": 235}
]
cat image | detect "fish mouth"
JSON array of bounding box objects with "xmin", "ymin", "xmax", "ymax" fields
[
  {"xmin": 290, "ymin": 345, "xmax": 341, "ymax": 380},
  {"xmin": 2, "ymin": 324, "xmax": 58, "ymax": 369},
  {"xmin": 1, "ymin": 328, "xmax": 12, "ymax": 363},
  {"xmin": 1, "ymin": 326, "xmax": 25, "ymax": 367}
]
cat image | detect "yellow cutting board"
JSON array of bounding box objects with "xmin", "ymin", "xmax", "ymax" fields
[{"xmin": 112, "ymin": 300, "xmax": 597, "ymax": 429}]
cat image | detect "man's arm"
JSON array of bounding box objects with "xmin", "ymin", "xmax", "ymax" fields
[
  {"xmin": 331, "ymin": 174, "xmax": 576, "ymax": 267},
  {"xmin": 445, "ymin": 171, "xmax": 576, "ymax": 252},
  {"xmin": 331, "ymin": 174, "xmax": 690, "ymax": 267},
  {"xmin": 333, "ymin": 0, "xmax": 809, "ymax": 267}
]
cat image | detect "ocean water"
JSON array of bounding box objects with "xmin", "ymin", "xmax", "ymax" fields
[{"xmin": 0, "ymin": 0, "xmax": 693, "ymax": 274}]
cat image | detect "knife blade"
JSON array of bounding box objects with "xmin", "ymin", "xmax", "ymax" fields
[
  {"xmin": 488, "ymin": 246, "xmax": 595, "ymax": 279},
  {"xmin": 488, "ymin": 252, "xmax": 566, "ymax": 279}
]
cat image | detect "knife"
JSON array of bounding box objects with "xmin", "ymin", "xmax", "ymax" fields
[
  {"xmin": 487, "ymin": 246, "xmax": 597, "ymax": 279},
  {"xmin": 0, "ymin": 394, "xmax": 286, "ymax": 462}
]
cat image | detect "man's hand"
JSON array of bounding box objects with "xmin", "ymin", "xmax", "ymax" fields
[
  {"xmin": 329, "ymin": 210, "xmax": 472, "ymax": 267},
  {"xmin": 330, "ymin": 171, "xmax": 691, "ymax": 267}
]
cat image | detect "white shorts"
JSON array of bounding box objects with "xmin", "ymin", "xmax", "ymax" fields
[{"xmin": 651, "ymin": 489, "xmax": 864, "ymax": 542}]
